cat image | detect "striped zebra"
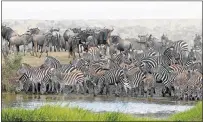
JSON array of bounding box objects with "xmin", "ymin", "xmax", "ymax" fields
[
  {"xmin": 72, "ymin": 58, "xmax": 89, "ymax": 72},
  {"xmin": 168, "ymin": 64, "xmax": 187, "ymax": 74},
  {"xmin": 139, "ymin": 56, "xmax": 166, "ymax": 73},
  {"xmin": 17, "ymin": 63, "xmax": 52, "ymax": 94},
  {"xmin": 87, "ymin": 63, "xmax": 108, "ymax": 94},
  {"xmin": 186, "ymin": 70, "xmax": 202, "ymax": 100},
  {"xmin": 129, "ymin": 50, "xmax": 157, "ymax": 66},
  {"xmin": 43, "ymin": 56, "xmax": 61, "ymax": 68},
  {"xmin": 112, "ymin": 52, "xmax": 132, "ymax": 65},
  {"xmin": 169, "ymin": 71, "xmax": 189, "ymax": 99},
  {"xmin": 142, "ymin": 72, "xmax": 156, "ymax": 97},
  {"xmin": 162, "ymin": 46, "xmax": 179, "ymax": 65},
  {"xmin": 50, "ymin": 68, "xmax": 89, "ymax": 94},
  {"xmin": 187, "ymin": 62, "xmax": 202, "ymax": 74},
  {"xmin": 95, "ymin": 68, "xmax": 131, "ymax": 96},
  {"xmin": 126, "ymin": 70, "xmax": 146, "ymax": 97},
  {"xmin": 88, "ymin": 46, "xmax": 105, "ymax": 61},
  {"xmin": 15, "ymin": 73, "xmax": 31, "ymax": 93},
  {"xmin": 171, "ymin": 40, "xmax": 188, "ymax": 53},
  {"xmin": 151, "ymin": 64, "xmax": 175, "ymax": 97},
  {"xmin": 16, "ymin": 63, "xmax": 45, "ymax": 93}
]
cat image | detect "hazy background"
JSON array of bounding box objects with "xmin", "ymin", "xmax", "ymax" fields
[{"xmin": 2, "ymin": 1, "xmax": 202, "ymax": 48}]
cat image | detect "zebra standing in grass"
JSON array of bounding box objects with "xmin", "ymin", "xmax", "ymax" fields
[{"xmin": 95, "ymin": 68, "xmax": 131, "ymax": 96}]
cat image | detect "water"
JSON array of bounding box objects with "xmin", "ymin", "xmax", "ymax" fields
[{"xmin": 2, "ymin": 93, "xmax": 196, "ymax": 118}]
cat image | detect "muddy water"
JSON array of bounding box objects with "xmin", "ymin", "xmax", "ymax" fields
[{"xmin": 2, "ymin": 93, "xmax": 196, "ymax": 119}]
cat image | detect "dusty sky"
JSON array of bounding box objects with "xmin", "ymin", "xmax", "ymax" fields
[{"xmin": 2, "ymin": 1, "xmax": 202, "ymax": 20}]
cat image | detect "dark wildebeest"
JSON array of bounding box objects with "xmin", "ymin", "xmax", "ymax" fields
[
  {"xmin": 1, "ymin": 25, "xmax": 18, "ymax": 50},
  {"xmin": 49, "ymin": 27, "xmax": 60, "ymax": 52},
  {"xmin": 63, "ymin": 28, "xmax": 91, "ymax": 58},
  {"xmin": 58, "ymin": 34, "xmax": 68, "ymax": 51},
  {"xmin": 85, "ymin": 27, "xmax": 114, "ymax": 55},
  {"xmin": 108, "ymin": 35, "xmax": 133, "ymax": 58},
  {"xmin": 27, "ymin": 28, "xmax": 52, "ymax": 58},
  {"xmin": 66, "ymin": 35, "xmax": 81, "ymax": 59},
  {"xmin": 9, "ymin": 32, "xmax": 33, "ymax": 55}
]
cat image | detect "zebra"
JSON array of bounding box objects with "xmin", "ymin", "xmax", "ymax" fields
[
  {"xmin": 71, "ymin": 58, "xmax": 89, "ymax": 73},
  {"xmin": 150, "ymin": 64, "xmax": 175, "ymax": 97},
  {"xmin": 50, "ymin": 68, "xmax": 89, "ymax": 94},
  {"xmin": 43, "ymin": 56, "xmax": 61, "ymax": 69},
  {"xmin": 169, "ymin": 70, "xmax": 189, "ymax": 99},
  {"xmin": 142, "ymin": 72, "xmax": 156, "ymax": 97},
  {"xmin": 87, "ymin": 46, "xmax": 105, "ymax": 61},
  {"xmin": 112, "ymin": 52, "xmax": 132, "ymax": 66},
  {"xmin": 16, "ymin": 63, "xmax": 45, "ymax": 92},
  {"xmin": 86, "ymin": 63, "xmax": 108, "ymax": 94},
  {"xmin": 186, "ymin": 61, "xmax": 202, "ymax": 74},
  {"xmin": 186, "ymin": 70, "xmax": 202, "ymax": 100},
  {"xmin": 15, "ymin": 73, "xmax": 31, "ymax": 93},
  {"xmin": 171, "ymin": 40, "xmax": 188, "ymax": 53},
  {"xmin": 168, "ymin": 64, "xmax": 187, "ymax": 74},
  {"xmin": 126, "ymin": 70, "xmax": 146, "ymax": 97},
  {"xmin": 139, "ymin": 53, "xmax": 178, "ymax": 74},
  {"xmin": 162, "ymin": 46, "xmax": 179, "ymax": 65},
  {"xmin": 16, "ymin": 63, "xmax": 52, "ymax": 94},
  {"xmin": 95, "ymin": 68, "xmax": 131, "ymax": 96}
]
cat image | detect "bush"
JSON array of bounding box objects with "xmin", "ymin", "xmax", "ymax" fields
[{"xmin": 2, "ymin": 54, "xmax": 22, "ymax": 92}]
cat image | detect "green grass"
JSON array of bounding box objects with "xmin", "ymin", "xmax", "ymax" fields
[
  {"xmin": 2, "ymin": 102, "xmax": 202, "ymax": 121},
  {"xmin": 168, "ymin": 101, "xmax": 202, "ymax": 121}
]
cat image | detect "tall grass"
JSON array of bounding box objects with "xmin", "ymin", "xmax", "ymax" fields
[
  {"xmin": 2, "ymin": 54, "xmax": 22, "ymax": 92},
  {"xmin": 2, "ymin": 102, "xmax": 202, "ymax": 121}
]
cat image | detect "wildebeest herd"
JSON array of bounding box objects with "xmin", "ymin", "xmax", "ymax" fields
[{"xmin": 1, "ymin": 25, "xmax": 202, "ymax": 101}]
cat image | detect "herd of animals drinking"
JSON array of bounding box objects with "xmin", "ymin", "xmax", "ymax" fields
[{"xmin": 1, "ymin": 25, "xmax": 202, "ymax": 101}]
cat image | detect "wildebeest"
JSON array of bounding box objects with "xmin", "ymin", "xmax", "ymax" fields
[
  {"xmin": 49, "ymin": 27, "xmax": 60, "ymax": 52},
  {"xmin": 9, "ymin": 32, "xmax": 33, "ymax": 55},
  {"xmin": 108, "ymin": 36, "xmax": 133, "ymax": 57},
  {"xmin": 27, "ymin": 28, "xmax": 53, "ymax": 57},
  {"xmin": 85, "ymin": 27, "xmax": 114, "ymax": 55},
  {"xmin": 1, "ymin": 25, "xmax": 18, "ymax": 50}
]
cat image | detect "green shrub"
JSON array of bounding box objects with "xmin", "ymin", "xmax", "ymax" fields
[{"xmin": 2, "ymin": 54, "xmax": 22, "ymax": 92}]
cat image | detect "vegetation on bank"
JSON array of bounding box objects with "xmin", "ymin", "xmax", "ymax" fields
[
  {"xmin": 2, "ymin": 54, "xmax": 22, "ymax": 92},
  {"xmin": 2, "ymin": 102, "xmax": 202, "ymax": 121},
  {"xmin": 1, "ymin": 52, "xmax": 72, "ymax": 92}
]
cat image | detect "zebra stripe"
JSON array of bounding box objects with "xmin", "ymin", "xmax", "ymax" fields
[
  {"xmin": 17, "ymin": 63, "xmax": 52, "ymax": 94},
  {"xmin": 51, "ymin": 69, "xmax": 88, "ymax": 94},
  {"xmin": 44, "ymin": 56, "xmax": 61, "ymax": 69},
  {"xmin": 126, "ymin": 70, "xmax": 146, "ymax": 88},
  {"xmin": 97, "ymin": 68, "xmax": 131, "ymax": 95},
  {"xmin": 88, "ymin": 46, "xmax": 102, "ymax": 61},
  {"xmin": 172, "ymin": 40, "xmax": 188, "ymax": 53}
]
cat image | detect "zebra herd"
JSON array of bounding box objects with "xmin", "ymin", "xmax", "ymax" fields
[
  {"xmin": 14, "ymin": 35, "xmax": 202, "ymax": 101},
  {"xmin": 2, "ymin": 25, "xmax": 202, "ymax": 101}
]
